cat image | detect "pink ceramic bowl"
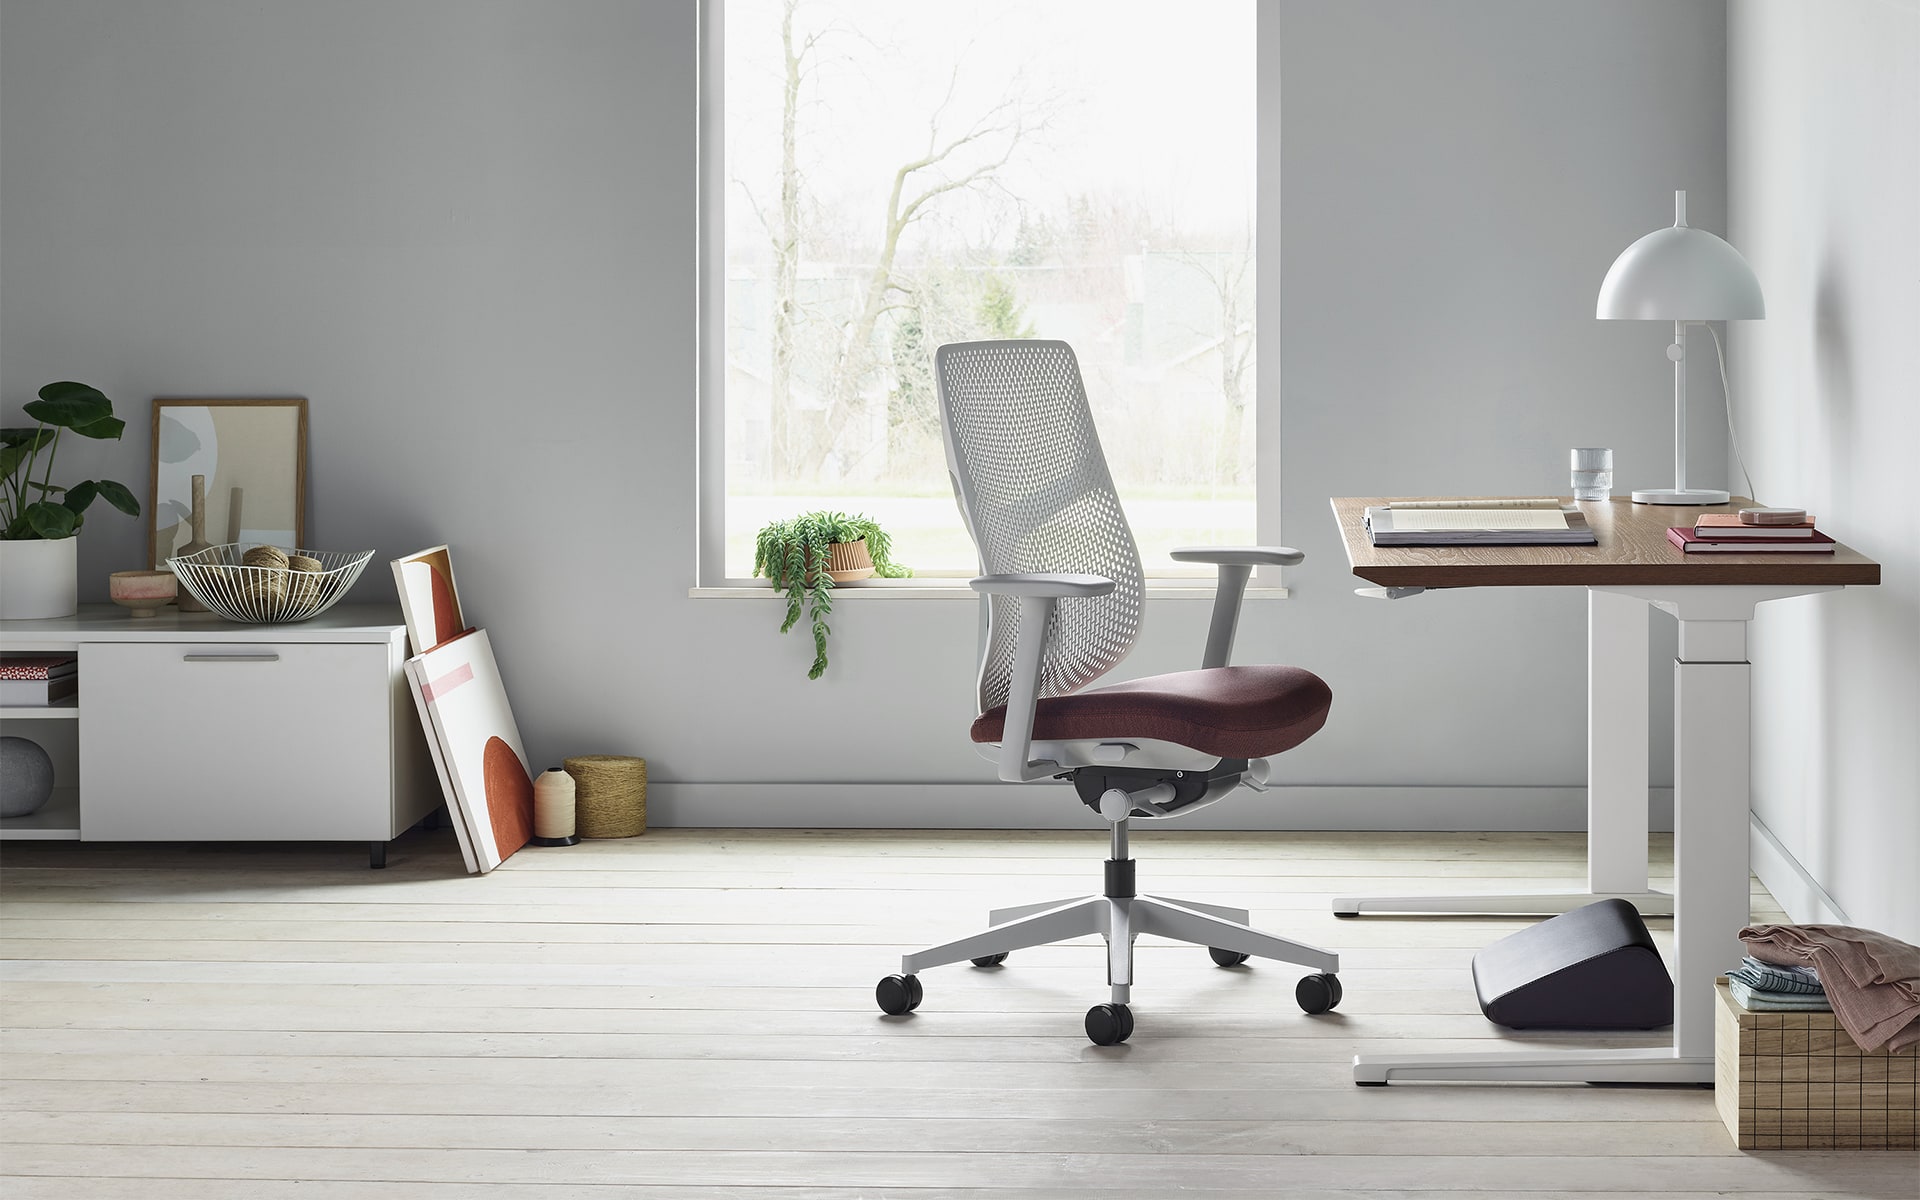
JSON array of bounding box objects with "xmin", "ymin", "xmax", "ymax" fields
[{"xmin": 109, "ymin": 570, "xmax": 178, "ymax": 617}]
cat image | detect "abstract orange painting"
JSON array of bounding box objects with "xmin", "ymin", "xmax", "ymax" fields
[
  {"xmin": 404, "ymin": 629, "xmax": 534, "ymax": 873},
  {"xmin": 392, "ymin": 545, "xmax": 468, "ymax": 654}
]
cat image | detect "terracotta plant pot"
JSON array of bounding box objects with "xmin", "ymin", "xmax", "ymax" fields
[{"xmin": 774, "ymin": 538, "xmax": 876, "ymax": 586}]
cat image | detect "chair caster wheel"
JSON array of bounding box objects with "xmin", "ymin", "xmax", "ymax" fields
[
  {"xmin": 1085, "ymin": 1003, "xmax": 1134, "ymax": 1046},
  {"xmin": 1296, "ymin": 972, "xmax": 1342, "ymax": 1014},
  {"xmin": 970, "ymin": 953, "xmax": 1008, "ymax": 967},
  {"xmin": 1208, "ymin": 947, "xmax": 1251, "ymax": 968},
  {"xmin": 875, "ymin": 974, "xmax": 923, "ymax": 1015}
]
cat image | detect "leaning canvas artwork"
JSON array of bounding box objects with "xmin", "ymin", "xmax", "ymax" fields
[
  {"xmin": 149, "ymin": 398, "xmax": 308, "ymax": 568},
  {"xmin": 404, "ymin": 629, "xmax": 533, "ymax": 873},
  {"xmin": 392, "ymin": 545, "xmax": 468, "ymax": 654}
]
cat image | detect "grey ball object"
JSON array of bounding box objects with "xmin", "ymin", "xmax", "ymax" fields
[{"xmin": 1, "ymin": 736, "xmax": 57, "ymax": 818}]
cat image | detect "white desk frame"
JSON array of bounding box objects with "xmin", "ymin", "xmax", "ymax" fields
[{"xmin": 1348, "ymin": 583, "xmax": 1842, "ymax": 1085}]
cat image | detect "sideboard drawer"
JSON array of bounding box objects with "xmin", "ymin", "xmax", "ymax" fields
[{"xmin": 80, "ymin": 642, "xmax": 394, "ymax": 840}]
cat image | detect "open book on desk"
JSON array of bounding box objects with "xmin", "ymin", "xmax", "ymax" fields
[{"xmin": 1365, "ymin": 502, "xmax": 1597, "ymax": 546}]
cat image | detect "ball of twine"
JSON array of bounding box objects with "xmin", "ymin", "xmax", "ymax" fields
[
  {"xmin": 238, "ymin": 569, "xmax": 288, "ymax": 615},
  {"xmin": 286, "ymin": 554, "xmax": 323, "ymax": 609},
  {"xmin": 563, "ymin": 755, "xmax": 646, "ymax": 838},
  {"xmin": 242, "ymin": 545, "xmax": 290, "ymax": 570}
]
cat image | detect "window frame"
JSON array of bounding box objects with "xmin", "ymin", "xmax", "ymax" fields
[{"xmin": 694, "ymin": 0, "xmax": 1281, "ymax": 592}]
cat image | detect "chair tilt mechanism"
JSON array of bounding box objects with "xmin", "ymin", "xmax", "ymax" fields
[{"xmin": 874, "ymin": 340, "xmax": 1342, "ymax": 1046}]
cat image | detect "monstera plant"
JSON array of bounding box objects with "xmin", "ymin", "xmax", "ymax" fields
[
  {"xmin": 2, "ymin": 381, "xmax": 140, "ymax": 540},
  {"xmin": 1, "ymin": 382, "xmax": 141, "ymax": 620}
]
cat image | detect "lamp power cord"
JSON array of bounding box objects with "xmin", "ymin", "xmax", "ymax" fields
[{"xmin": 1704, "ymin": 321, "xmax": 1760, "ymax": 506}]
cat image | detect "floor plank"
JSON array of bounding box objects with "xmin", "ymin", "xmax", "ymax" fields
[{"xmin": 0, "ymin": 827, "xmax": 1899, "ymax": 1197}]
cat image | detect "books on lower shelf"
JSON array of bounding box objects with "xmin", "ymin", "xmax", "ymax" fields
[
  {"xmin": 0, "ymin": 654, "xmax": 78, "ymax": 706},
  {"xmin": 1667, "ymin": 527, "xmax": 1836, "ymax": 554},
  {"xmin": 1365, "ymin": 504, "xmax": 1597, "ymax": 546}
]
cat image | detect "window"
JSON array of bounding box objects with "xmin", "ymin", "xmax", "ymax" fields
[{"xmin": 700, "ymin": 0, "xmax": 1262, "ymax": 584}]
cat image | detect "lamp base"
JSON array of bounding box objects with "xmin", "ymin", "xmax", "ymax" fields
[{"xmin": 1632, "ymin": 488, "xmax": 1731, "ymax": 506}]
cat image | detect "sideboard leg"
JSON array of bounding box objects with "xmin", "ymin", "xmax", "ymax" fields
[{"xmin": 369, "ymin": 841, "xmax": 388, "ymax": 870}]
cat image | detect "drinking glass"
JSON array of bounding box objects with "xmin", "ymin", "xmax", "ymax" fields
[{"xmin": 1571, "ymin": 448, "xmax": 1613, "ymax": 501}]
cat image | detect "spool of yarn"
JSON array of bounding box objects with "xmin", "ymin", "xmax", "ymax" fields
[
  {"xmin": 531, "ymin": 767, "xmax": 579, "ymax": 847},
  {"xmin": 563, "ymin": 755, "xmax": 646, "ymax": 838}
]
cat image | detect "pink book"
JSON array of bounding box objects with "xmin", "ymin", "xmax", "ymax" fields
[{"xmin": 1693, "ymin": 513, "xmax": 1817, "ymax": 539}]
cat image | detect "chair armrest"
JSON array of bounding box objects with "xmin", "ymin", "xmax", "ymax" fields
[
  {"xmin": 969, "ymin": 574, "xmax": 1112, "ymax": 783},
  {"xmin": 970, "ymin": 572, "xmax": 1115, "ymax": 598},
  {"xmin": 1170, "ymin": 547, "xmax": 1305, "ymax": 669},
  {"xmin": 1170, "ymin": 545, "xmax": 1305, "ymax": 568}
]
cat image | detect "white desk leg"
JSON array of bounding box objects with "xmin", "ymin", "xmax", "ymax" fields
[
  {"xmin": 1334, "ymin": 589, "xmax": 1670, "ymax": 918},
  {"xmin": 1671, "ymin": 618, "xmax": 1752, "ymax": 1061},
  {"xmin": 1351, "ymin": 606, "xmax": 1761, "ymax": 1085}
]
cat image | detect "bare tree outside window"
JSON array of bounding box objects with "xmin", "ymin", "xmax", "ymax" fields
[{"xmin": 723, "ymin": 0, "xmax": 1257, "ymax": 577}]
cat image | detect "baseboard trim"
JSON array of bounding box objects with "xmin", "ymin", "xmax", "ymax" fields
[
  {"xmin": 645, "ymin": 782, "xmax": 1676, "ymax": 832},
  {"xmin": 1749, "ymin": 810, "xmax": 1851, "ymax": 925}
]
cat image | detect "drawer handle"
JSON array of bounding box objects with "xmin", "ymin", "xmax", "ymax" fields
[{"xmin": 182, "ymin": 653, "xmax": 281, "ymax": 663}]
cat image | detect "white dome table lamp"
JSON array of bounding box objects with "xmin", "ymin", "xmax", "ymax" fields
[{"xmin": 1596, "ymin": 190, "xmax": 1765, "ymax": 505}]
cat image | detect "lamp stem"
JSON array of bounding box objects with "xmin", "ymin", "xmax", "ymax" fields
[{"xmin": 1673, "ymin": 319, "xmax": 1687, "ymax": 493}]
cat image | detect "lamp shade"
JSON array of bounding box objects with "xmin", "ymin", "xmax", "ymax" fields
[{"xmin": 1596, "ymin": 191, "xmax": 1764, "ymax": 321}]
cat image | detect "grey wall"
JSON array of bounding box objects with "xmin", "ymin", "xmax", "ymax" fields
[
  {"xmin": 1728, "ymin": 0, "xmax": 1920, "ymax": 943},
  {"xmin": 1, "ymin": 0, "xmax": 1728, "ymax": 827}
]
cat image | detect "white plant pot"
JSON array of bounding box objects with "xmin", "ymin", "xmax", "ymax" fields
[{"xmin": 0, "ymin": 537, "xmax": 79, "ymax": 620}]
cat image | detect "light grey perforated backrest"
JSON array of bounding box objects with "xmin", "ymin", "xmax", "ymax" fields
[{"xmin": 934, "ymin": 340, "xmax": 1146, "ymax": 714}]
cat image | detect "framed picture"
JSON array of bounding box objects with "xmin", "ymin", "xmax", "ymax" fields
[
  {"xmin": 392, "ymin": 545, "xmax": 469, "ymax": 655},
  {"xmin": 404, "ymin": 629, "xmax": 534, "ymax": 874},
  {"xmin": 149, "ymin": 398, "xmax": 308, "ymax": 568}
]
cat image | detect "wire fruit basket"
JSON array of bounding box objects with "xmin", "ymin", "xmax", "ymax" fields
[{"xmin": 167, "ymin": 543, "xmax": 374, "ymax": 623}]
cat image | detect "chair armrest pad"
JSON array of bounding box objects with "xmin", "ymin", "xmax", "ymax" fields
[
  {"xmin": 969, "ymin": 573, "xmax": 1116, "ymax": 598},
  {"xmin": 1170, "ymin": 545, "xmax": 1305, "ymax": 568}
]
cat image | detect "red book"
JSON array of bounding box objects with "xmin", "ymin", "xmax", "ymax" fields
[{"xmin": 1668, "ymin": 527, "xmax": 1836, "ymax": 554}]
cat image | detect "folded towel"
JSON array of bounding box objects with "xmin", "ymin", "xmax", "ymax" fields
[
  {"xmin": 1741, "ymin": 924, "xmax": 1920, "ymax": 1053},
  {"xmin": 1729, "ymin": 977, "xmax": 1834, "ymax": 1012},
  {"xmin": 1729, "ymin": 956, "xmax": 1824, "ymax": 995}
]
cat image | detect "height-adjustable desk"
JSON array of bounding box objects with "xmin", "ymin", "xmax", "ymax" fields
[{"xmin": 1330, "ymin": 496, "xmax": 1880, "ymax": 1084}]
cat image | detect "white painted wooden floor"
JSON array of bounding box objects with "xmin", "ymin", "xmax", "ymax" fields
[{"xmin": 2, "ymin": 827, "xmax": 1913, "ymax": 1199}]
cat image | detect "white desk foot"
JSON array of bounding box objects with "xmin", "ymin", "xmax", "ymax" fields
[
  {"xmin": 1353, "ymin": 1047, "xmax": 1711, "ymax": 1086},
  {"xmin": 1331, "ymin": 891, "xmax": 1674, "ymax": 918}
]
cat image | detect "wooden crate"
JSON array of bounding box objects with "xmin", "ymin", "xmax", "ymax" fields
[{"xmin": 1715, "ymin": 977, "xmax": 1919, "ymax": 1149}]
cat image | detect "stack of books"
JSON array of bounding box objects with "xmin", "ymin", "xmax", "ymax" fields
[
  {"xmin": 1667, "ymin": 513, "xmax": 1835, "ymax": 554},
  {"xmin": 0, "ymin": 653, "xmax": 78, "ymax": 706}
]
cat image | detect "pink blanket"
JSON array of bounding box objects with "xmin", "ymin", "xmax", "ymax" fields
[{"xmin": 1740, "ymin": 924, "xmax": 1920, "ymax": 1053}]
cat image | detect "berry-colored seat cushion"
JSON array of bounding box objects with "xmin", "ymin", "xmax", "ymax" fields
[{"xmin": 970, "ymin": 665, "xmax": 1333, "ymax": 760}]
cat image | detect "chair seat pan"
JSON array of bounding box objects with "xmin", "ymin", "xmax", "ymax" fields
[{"xmin": 970, "ymin": 665, "xmax": 1333, "ymax": 760}]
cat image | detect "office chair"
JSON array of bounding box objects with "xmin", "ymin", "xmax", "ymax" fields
[{"xmin": 874, "ymin": 339, "xmax": 1341, "ymax": 1045}]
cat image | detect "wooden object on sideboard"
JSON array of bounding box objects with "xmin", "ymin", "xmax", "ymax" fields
[{"xmin": 0, "ymin": 604, "xmax": 436, "ymax": 867}]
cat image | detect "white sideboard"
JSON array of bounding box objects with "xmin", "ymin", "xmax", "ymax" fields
[{"xmin": 0, "ymin": 604, "xmax": 436, "ymax": 866}]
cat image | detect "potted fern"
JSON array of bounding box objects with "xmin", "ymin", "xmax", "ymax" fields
[
  {"xmin": 2, "ymin": 382, "xmax": 141, "ymax": 619},
  {"xmin": 754, "ymin": 511, "xmax": 910, "ymax": 679}
]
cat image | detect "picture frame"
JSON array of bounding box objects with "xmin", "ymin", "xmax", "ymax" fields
[
  {"xmin": 392, "ymin": 545, "xmax": 469, "ymax": 655},
  {"xmin": 148, "ymin": 397, "xmax": 309, "ymax": 568},
  {"xmin": 404, "ymin": 629, "xmax": 534, "ymax": 874}
]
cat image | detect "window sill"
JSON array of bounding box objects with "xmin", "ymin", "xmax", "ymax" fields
[{"xmin": 689, "ymin": 584, "xmax": 1290, "ymax": 600}]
